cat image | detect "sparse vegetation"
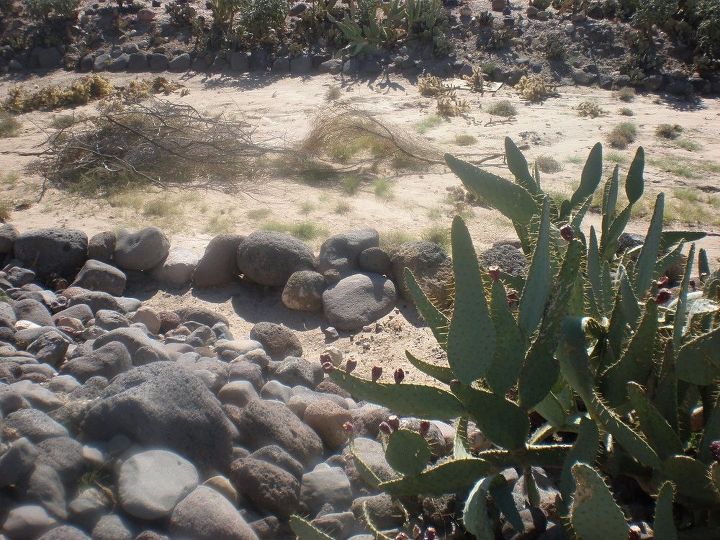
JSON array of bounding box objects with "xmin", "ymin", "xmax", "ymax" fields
[
  {"xmin": 535, "ymin": 155, "xmax": 562, "ymax": 173},
  {"xmin": 3, "ymin": 75, "xmax": 113, "ymax": 113},
  {"xmin": 415, "ymin": 114, "xmax": 443, "ymax": 133},
  {"xmin": 606, "ymin": 151, "xmax": 629, "ymax": 164},
  {"xmin": 543, "ymin": 32, "xmax": 566, "ymax": 60},
  {"xmin": 607, "ymin": 122, "xmax": 637, "ymax": 149},
  {"xmin": 0, "ymin": 112, "xmax": 21, "ymax": 137},
  {"xmin": 143, "ymin": 198, "xmax": 181, "ymax": 218},
  {"xmin": 676, "ymin": 138, "xmax": 701, "ymax": 151},
  {"xmin": 486, "ymin": 100, "xmax": 517, "ymax": 118},
  {"xmin": 334, "ymin": 200, "xmax": 351, "ymax": 214},
  {"xmin": 262, "ymin": 220, "xmax": 326, "ymax": 240},
  {"xmin": 326, "ymin": 85, "xmax": 342, "ymax": 101},
  {"xmin": 619, "ymin": 107, "xmax": 634, "ymax": 116},
  {"xmin": 421, "ymin": 223, "xmax": 450, "ymax": 248},
  {"xmin": 380, "ymin": 229, "xmax": 415, "ymax": 250},
  {"xmin": 655, "ymin": 123, "xmax": 683, "ymax": 139},
  {"xmin": 576, "ymin": 101, "xmax": 605, "ymax": 118},
  {"xmin": 247, "ymin": 208, "xmax": 272, "ymax": 220},
  {"xmin": 453, "ymin": 133, "xmax": 477, "ymax": 146},
  {"xmin": 616, "ymin": 87, "xmax": 636, "ymax": 102},
  {"xmin": 50, "ymin": 113, "xmax": 84, "ymax": 129},
  {"xmin": 299, "ymin": 200, "xmax": 316, "ymax": 215},
  {"xmin": 342, "ymin": 174, "xmax": 363, "ymax": 195},
  {"xmin": 373, "ymin": 177, "xmax": 394, "ymax": 200},
  {"xmin": 0, "ymin": 200, "xmax": 12, "ymax": 222},
  {"xmin": 516, "ymin": 75, "xmax": 555, "ymax": 102}
]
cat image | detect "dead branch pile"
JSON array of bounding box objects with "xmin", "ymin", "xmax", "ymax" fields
[{"xmin": 35, "ymin": 100, "xmax": 273, "ymax": 194}]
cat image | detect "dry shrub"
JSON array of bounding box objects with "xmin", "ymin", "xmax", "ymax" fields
[
  {"xmin": 436, "ymin": 92, "xmax": 469, "ymax": 117},
  {"xmin": 656, "ymin": 123, "xmax": 683, "ymax": 139},
  {"xmin": 3, "ymin": 75, "xmax": 113, "ymax": 113},
  {"xmin": 608, "ymin": 122, "xmax": 637, "ymax": 149},
  {"xmin": 577, "ymin": 101, "xmax": 605, "ymax": 118},
  {"xmin": 536, "ymin": 155, "xmax": 562, "ymax": 173},
  {"xmin": 516, "ymin": 75, "xmax": 556, "ymax": 102},
  {"xmin": 487, "ymin": 100, "xmax": 517, "ymax": 117},
  {"xmin": 297, "ymin": 106, "xmax": 440, "ymax": 178},
  {"xmin": 35, "ymin": 100, "xmax": 268, "ymax": 195},
  {"xmin": 418, "ymin": 74, "xmax": 448, "ymax": 97},
  {"xmin": 463, "ymin": 67, "xmax": 484, "ymax": 93}
]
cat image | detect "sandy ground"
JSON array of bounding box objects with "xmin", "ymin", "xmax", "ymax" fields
[{"xmin": 1, "ymin": 70, "xmax": 719, "ymax": 381}]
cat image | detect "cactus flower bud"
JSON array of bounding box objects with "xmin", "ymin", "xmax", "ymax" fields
[
  {"xmin": 388, "ymin": 415, "xmax": 400, "ymax": 431},
  {"xmin": 655, "ymin": 288, "xmax": 672, "ymax": 304},
  {"xmin": 395, "ymin": 534, "xmax": 409, "ymax": 540},
  {"xmin": 322, "ymin": 362, "xmax": 334, "ymax": 373},
  {"xmin": 345, "ymin": 359, "xmax": 357, "ymax": 373},
  {"xmin": 710, "ymin": 440, "xmax": 720, "ymax": 462},
  {"xmin": 342, "ymin": 421, "xmax": 354, "ymax": 434},
  {"xmin": 419, "ymin": 420, "xmax": 430, "ymax": 437},
  {"xmin": 560, "ymin": 224, "xmax": 574, "ymax": 242},
  {"xmin": 426, "ymin": 527, "xmax": 437, "ymax": 540},
  {"xmin": 371, "ymin": 365, "xmax": 382, "ymax": 382},
  {"xmin": 379, "ymin": 421, "xmax": 393, "ymax": 434},
  {"xmin": 394, "ymin": 368, "xmax": 405, "ymax": 384},
  {"xmin": 690, "ymin": 279, "xmax": 696, "ymax": 291},
  {"xmin": 488, "ymin": 265, "xmax": 500, "ymax": 282},
  {"xmin": 412, "ymin": 525, "xmax": 422, "ymax": 540},
  {"xmin": 319, "ymin": 352, "xmax": 331, "ymax": 364},
  {"xmin": 628, "ymin": 525, "xmax": 642, "ymax": 540},
  {"xmin": 657, "ymin": 275, "xmax": 670, "ymax": 288}
]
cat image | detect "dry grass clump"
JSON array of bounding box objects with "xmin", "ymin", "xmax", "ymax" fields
[
  {"xmin": 262, "ymin": 220, "xmax": 327, "ymax": 241},
  {"xmin": 608, "ymin": 122, "xmax": 638, "ymax": 149},
  {"xmin": 535, "ymin": 156, "xmax": 562, "ymax": 173},
  {"xmin": 516, "ymin": 75, "xmax": 556, "ymax": 102},
  {"xmin": 655, "ymin": 123, "xmax": 683, "ymax": 139},
  {"xmin": 487, "ymin": 100, "xmax": 517, "ymax": 117},
  {"xmin": 326, "ymin": 85, "xmax": 342, "ymax": 101},
  {"xmin": 0, "ymin": 111, "xmax": 21, "ymax": 137},
  {"xmin": 576, "ymin": 101, "xmax": 605, "ymax": 118},
  {"xmin": 421, "ymin": 224, "xmax": 450, "ymax": 248},
  {"xmin": 454, "ymin": 133, "xmax": 477, "ymax": 146},
  {"xmin": 616, "ymin": 87, "xmax": 636, "ymax": 102},
  {"xmin": 619, "ymin": 107, "xmax": 634, "ymax": 116},
  {"xmin": 3, "ymin": 75, "xmax": 113, "ymax": 113},
  {"xmin": 35, "ymin": 100, "xmax": 267, "ymax": 195},
  {"xmin": 297, "ymin": 106, "xmax": 439, "ymax": 181}
]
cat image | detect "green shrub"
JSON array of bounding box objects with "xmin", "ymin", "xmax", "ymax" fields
[
  {"xmin": 632, "ymin": 0, "xmax": 678, "ymax": 31},
  {"xmin": 22, "ymin": 0, "xmax": 79, "ymax": 20},
  {"xmin": 695, "ymin": 0, "xmax": 720, "ymax": 61},
  {"xmin": 241, "ymin": 0, "xmax": 289, "ymax": 42},
  {"xmin": 314, "ymin": 137, "xmax": 719, "ymax": 540},
  {"xmin": 165, "ymin": 0, "xmax": 197, "ymax": 27},
  {"xmin": 543, "ymin": 32, "xmax": 566, "ymax": 60}
]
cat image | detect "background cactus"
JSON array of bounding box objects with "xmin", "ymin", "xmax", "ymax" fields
[{"xmin": 295, "ymin": 139, "xmax": 720, "ymax": 539}]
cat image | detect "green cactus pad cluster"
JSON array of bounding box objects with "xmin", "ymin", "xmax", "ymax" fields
[{"xmin": 295, "ymin": 139, "xmax": 720, "ymax": 540}]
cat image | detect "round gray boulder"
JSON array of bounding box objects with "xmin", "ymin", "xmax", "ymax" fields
[
  {"xmin": 14, "ymin": 228, "xmax": 88, "ymax": 280},
  {"xmin": 0, "ymin": 223, "xmax": 18, "ymax": 254},
  {"xmin": 193, "ymin": 234, "xmax": 244, "ymax": 288},
  {"xmin": 229, "ymin": 458, "xmax": 300, "ymax": 519},
  {"xmin": 249, "ymin": 322, "xmax": 302, "ymax": 360},
  {"xmin": 71, "ymin": 259, "xmax": 127, "ymax": 296},
  {"xmin": 318, "ymin": 228, "xmax": 379, "ymax": 274},
  {"xmin": 322, "ymin": 272, "xmax": 396, "ymax": 331},
  {"xmin": 87, "ymin": 231, "xmax": 116, "ymax": 263},
  {"xmin": 390, "ymin": 240, "xmax": 453, "ymax": 310},
  {"xmin": 151, "ymin": 247, "xmax": 198, "ymax": 289},
  {"xmin": 114, "ymin": 227, "xmax": 170, "ymax": 271},
  {"xmin": 281, "ymin": 270, "xmax": 325, "ymax": 312},
  {"xmin": 479, "ymin": 241, "xmax": 527, "ymax": 277},
  {"xmin": 118, "ymin": 449, "xmax": 199, "ymax": 520},
  {"xmin": 236, "ymin": 231, "xmax": 314, "ymax": 287}
]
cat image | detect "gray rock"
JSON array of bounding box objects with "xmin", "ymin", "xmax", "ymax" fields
[
  {"xmin": 94, "ymin": 310, "xmax": 129, "ymax": 330},
  {"xmin": 92, "ymin": 327, "xmax": 170, "ymax": 365},
  {"xmin": 4, "ymin": 265, "xmax": 36, "ymax": 288},
  {"xmin": 229, "ymin": 51, "xmax": 250, "ymax": 72},
  {"xmin": 318, "ymin": 58, "xmax": 343, "ymax": 74},
  {"xmin": 4, "ymin": 408, "xmax": 69, "ymax": 442},
  {"xmin": 0, "ymin": 437, "xmax": 37, "ymax": 487},
  {"xmin": 168, "ymin": 53, "xmax": 192, "ymax": 72},
  {"xmin": 218, "ymin": 380, "xmax": 258, "ymax": 407},
  {"xmin": 282, "ymin": 270, "xmax": 325, "ymax": 312},
  {"xmin": 318, "ymin": 229, "xmax": 379, "ymax": 274},
  {"xmin": 290, "ymin": 55, "xmax": 313, "ymax": 75},
  {"xmin": 1, "ymin": 505, "xmax": 57, "ymax": 539},
  {"xmin": 151, "ymin": 248, "xmax": 198, "ymax": 289},
  {"xmin": 36, "ymin": 437, "xmax": 85, "ymax": 486},
  {"xmin": 131, "ymin": 307, "xmax": 161, "ymax": 335},
  {"xmin": 249, "ymin": 322, "xmax": 302, "ymax": 360},
  {"xmin": 87, "ymin": 232, "xmax": 115, "ymax": 263},
  {"xmin": 0, "ymin": 223, "xmax": 18, "ymax": 254},
  {"xmin": 260, "ymin": 380, "xmax": 293, "ymax": 402},
  {"xmin": 301, "ymin": 464, "xmax": 353, "ymax": 514},
  {"xmin": 35, "ymin": 47, "xmax": 63, "ymax": 69},
  {"xmin": 169, "ymin": 486, "xmax": 258, "ymax": 540},
  {"xmin": 358, "ymin": 247, "xmax": 392, "ymax": 275},
  {"xmin": 8, "ymin": 380, "xmax": 62, "ymax": 410},
  {"xmin": 343, "ymin": 437, "xmax": 395, "ymax": 485},
  {"xmin": 351, "ymin": 494, "xmax": 403, "ymax": 529},
  {"xmin": 91, "ymin": 514, "xmax": 133, "ymax": 540},
  {"xmin": 109, "ymin": 54, "xmax": 129, "ymax": 72},
  {"xmin": 114, "ymin": 227, "xmax": 170, "ymax": 272},
  {"xmin": 233, "ymin": 399, "xmax": 323, "ymax": 466},
  {"xmin": 93, "ymin": 54, "xmax": 111, "ymax": 71},
  {"xmin": 14, "ymin": 298, "xmax": 54, "ymax": 327},
  {"xmin": 391, "ymin": 240, "xmax": 453, "ymax": 309},
  {"xmin": 71, "ymin": 260, "xmax": 126, "ymax": 296},
  {"xmin": 230, "ymin": 457, "xmax": 300, "ymax": 518},
  {"xmin": 27, "ymin": 331, "xmax": 69, "ymax": 366},
  {"xmin": 303, "ymin": 398, "xmax": 351, "ymax": 450},
  {"xmin": 48, "ymin": 374, "xmax": 80, "ymax": 394},
  {"xmin": 228, "ymin": 360, "xmax": 264, "ymax": 390},
  {"xmin": 21, "ymin": 464, "xmax": 67, "ymax": 519},
  {"xmin": 38, "ymin": 524, "xmax": 91, "ymax": 539},
  {"xmin": 480, "ymin": 241, "xmax": 528, "ymax": 277},
  {"xmin": 80, "ymin": 363, "xmax": 234, "ymax": 470},
  {"xmin": 193, "ymin": 234, "xmax": 243, "ymax": 288},
  {"xmin": 67, "ymin": 290, "xmax": 122, "ymax": 314},
  {"xmin": 177, "ymin": 306, "xmax": 229, "ymax": 328},
  {"xmin": 118, "ymin": 449, "xmax": 199, "ymax": 520},
  {"xmin": 322, "ymin": 273, "xmax": 396, "ymax": 331},
  {"xmin": 68, "ymin": 487, "xmax": 111, "ymax": 530},
  {"xmin": 236, "ymin": 231, "xmax": 315, "ymax": 287},
  {"xmin": 53, "ymin": 304, "xmax": 93, "ymax": 324},
  {"xmin": 249, "ymin": 445, "xmax": 304, "ymax": 479},
  {"xmin": 149, "ymin": 52, "xmax": 169, "ymax": 71},
  {"xmin": 14, "ymin": 228, "xmax": 88, "ymax": 280},
  {"xmin": 273, "ymin": 356, "xmax": 323, "ymax": 388}
]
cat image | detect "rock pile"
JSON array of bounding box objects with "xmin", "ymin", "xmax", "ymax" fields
[{"xmin": 0, "ymin": 223, "xmax": 539, "ymax": 539}]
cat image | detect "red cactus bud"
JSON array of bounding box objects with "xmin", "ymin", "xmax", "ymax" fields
[
  {"xmin": 628, "ymin": 525, "xmax": 642, "ymax": 540},
  {"xmin": 395, "ymin": 534, "xmax": 409, "ymax": 540},
  {"xmin": 388, "ymin": 415, "xmax": 400, "ymax": 431},
  {"xmin": 379, "ymin": 421, "xmax": 392, "ymax": 434},
  {"xmin": 319, "ymin": 352, "xmax": 332, "ymax": 364},
  {"xmin": 345, "ymin": 359, "xmax": 357, "ymax": 373},
  {"xmin": 371, "ymin": 365, "xmax": 382, "ymax": 382},
  {"xmin": 560, "ymin": 224, "xmax": 574, "ymax": 242},
  {"xmin": 412, "ymin": 525, "xmax": 422, "ymax": 540},
  {"xmin": 322, "ymin": 362, "xmax": 334, "ymax": 373},
  {"xmin": 342, "ymin": 421, "xmax": 354, "ymax": 434},
  {"xmin": 657, "ymin": 275, "xmax": 670, "ymax": 288},
  {"xmin": 394, "ymin": 368, "xmax": 405, "ymax": 384},
  {"xmin": 710, "ymin": 440, "xmax": 720, "ymax": 462},
  {"xmin": 419, "ymin": 420, "xmax": 430, "ymax": 437},
  {"xmin": 656, "ymin": 288, "xmax": 672, "ymax": 304},
  {"xmin": 488, "ymin": 265, "xmax": 500, "ymax": 282},
  {"xmin": 426, "ymin": 527, "xmax": 437, "ymax": 540}
]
